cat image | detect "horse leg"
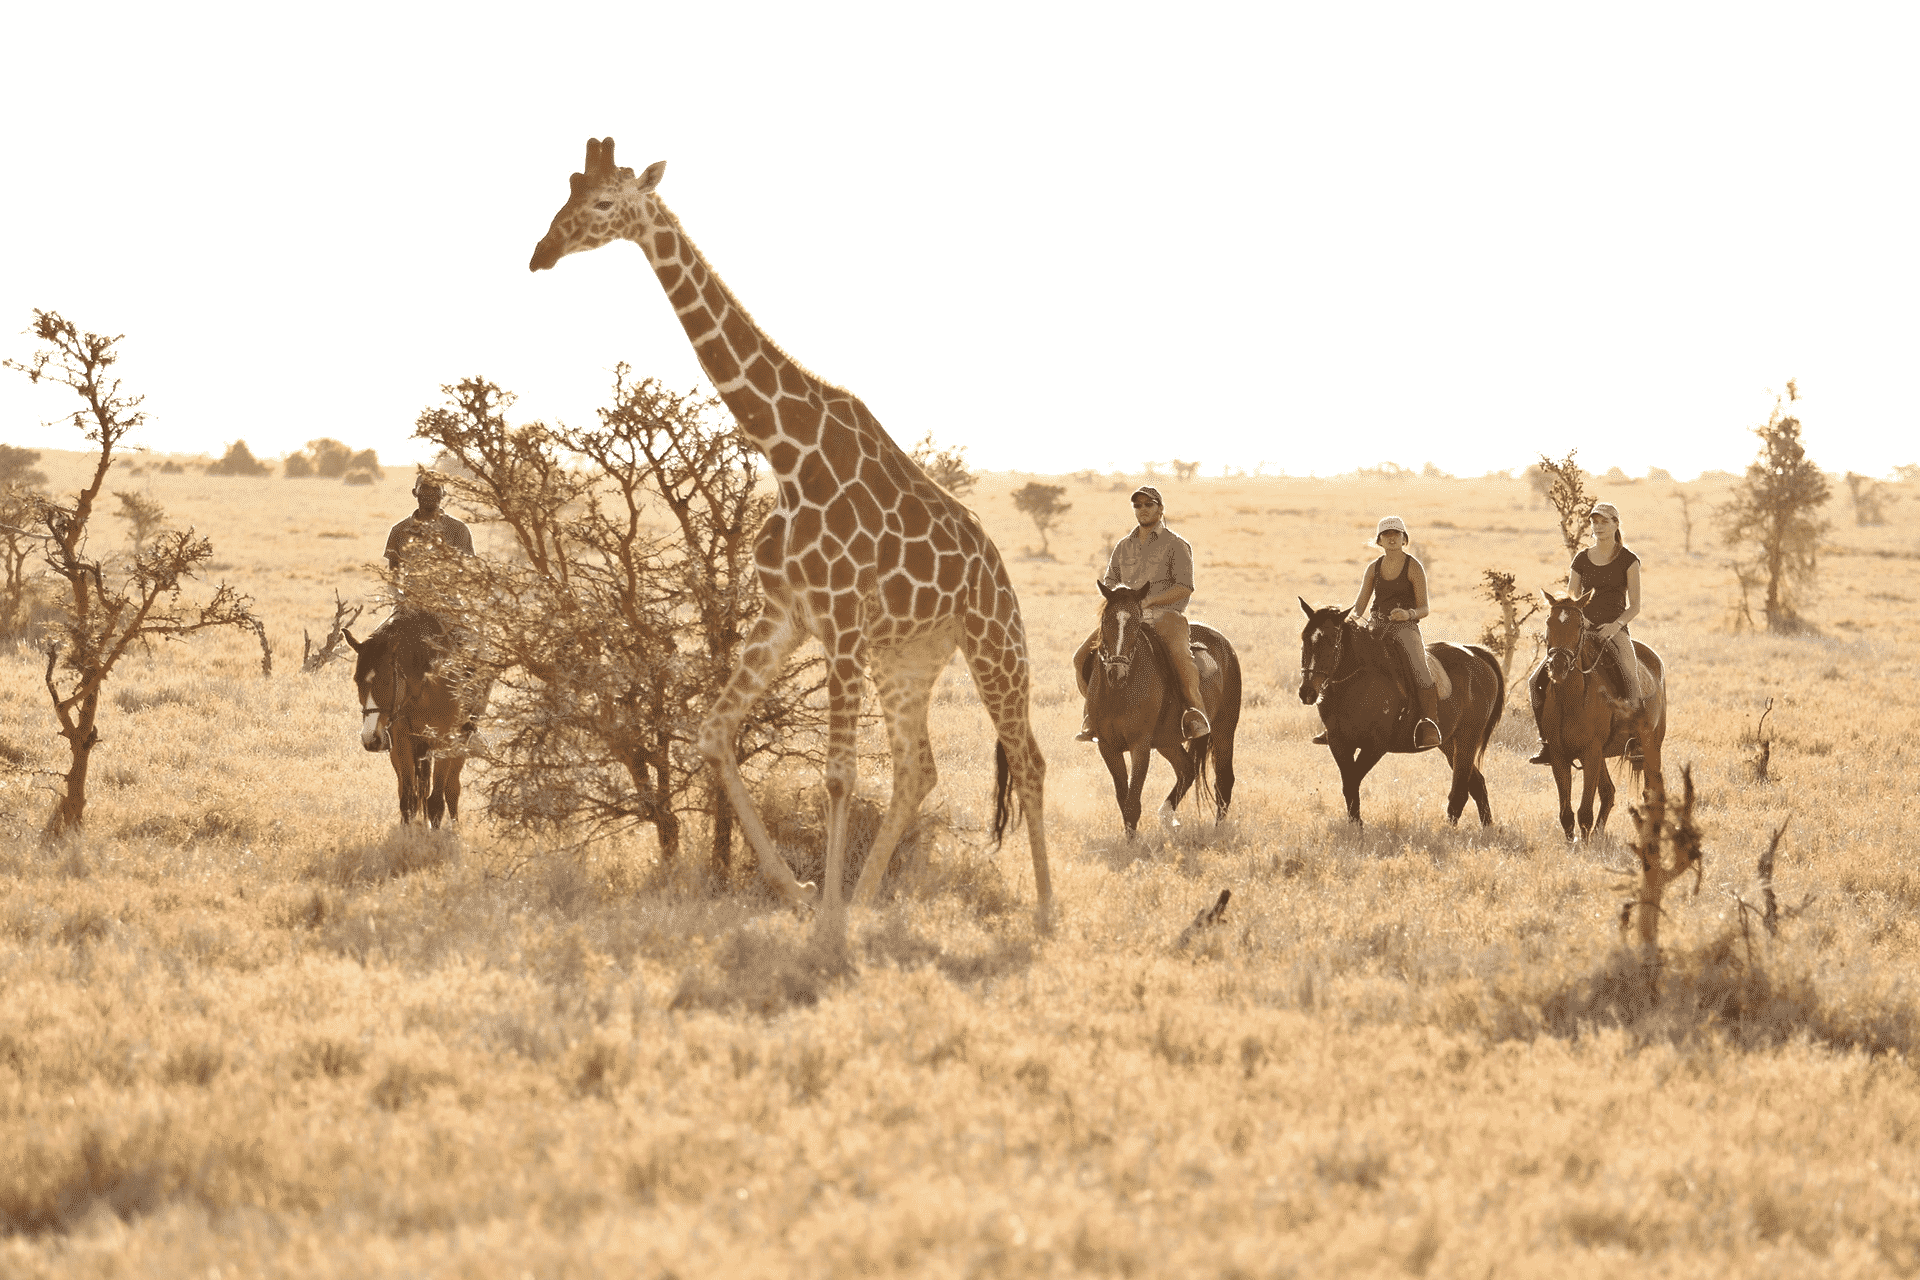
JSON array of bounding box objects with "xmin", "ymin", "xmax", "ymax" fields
[
  {"xmin": 1341, "ymin": 744, "xmax": 1387, "ymax": 825},
  {"xmin": 1126, "ymin": 739, "xmax": 1157, "ymax": 839},
  {"xmin": 440, "ymin": 756, "xmax": 463, "ymax": 827},
  {"xmin": 1098, "ymin": 739, "xmax": 1137, "ymax": 837},
  {"xmin": 1443, "ymin": 740, "xmax": 1471, "ymax": 826},
  {"xmin": 1158, "ymin": 736, "xmax": 1195, "ymax": 828},
  {"xmin": 1211, "ymin": 724, "xmax": 1236, "ymax": 822},
  {"xmin": 1468, "ymin": 763, "xmax": 1493, "ymax": 826},
  {"xmin": 1591, "ymin": 747, "xmax": 1616, "ymax": 839},
  {"xmin": 1577, "ymin": 747, "xmax": 1605, "ymax": 840},
  {"xmin": 1551, "ymin": 758, "xmax": 1577, "ymax": 842}
]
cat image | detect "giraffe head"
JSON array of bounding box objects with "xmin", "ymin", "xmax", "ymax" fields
[{"xmin": 529, "ymin": 137, "xmax": 666, "ymax": 272}]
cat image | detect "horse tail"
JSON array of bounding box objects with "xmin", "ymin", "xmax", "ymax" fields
[
  {"xmin": 989, "ymin": 738, "xmax": 1016, "ymax": 851},
  {"xmin": 1189, "ymin": 732, "xmax": 1214, "ymax": 815},
  {"xmin": 1464, "ymin": 643, "xmax": 1505, "ymax": 768}
]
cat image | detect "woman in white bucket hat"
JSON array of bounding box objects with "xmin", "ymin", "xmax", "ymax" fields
[{"xmin": 1322, "ymin": 516, "xmax": 1442, "ymax": 749}]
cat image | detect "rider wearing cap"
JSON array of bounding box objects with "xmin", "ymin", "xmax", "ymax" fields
[
  {"xmin": 1073, "ymin": 485, "xmax": 1211, "ymax": 743},
  {"xmin": 384, "ymin": 470, "xmax": 474, "ymax": 570}
]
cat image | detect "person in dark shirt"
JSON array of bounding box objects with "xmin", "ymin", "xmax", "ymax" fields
[
  {"xmin": 1314, "ymin": 516, "xmax": 1441, "ymax": 749},
  {"xmin": 384, "ymin": 471, "xmax": 474, "ymax": 570},
  {"xmin": 1529, "ymin": 500, "xmax": 1643, "ymax": 764}
]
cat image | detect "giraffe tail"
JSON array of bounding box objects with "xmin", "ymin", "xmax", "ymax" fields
[{"xmin": 990, "ymin": 740, "xmax": 1018, "ymax": 850}]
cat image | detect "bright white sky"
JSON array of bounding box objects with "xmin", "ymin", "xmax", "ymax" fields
[{"xmin": 3, "ymin": 3, "xmax": 1915, "ymax": 481}]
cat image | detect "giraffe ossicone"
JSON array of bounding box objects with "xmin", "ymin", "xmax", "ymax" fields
[{"xmin": 531, "ymin": 137, "xmax": 1051, "ymax": 932}]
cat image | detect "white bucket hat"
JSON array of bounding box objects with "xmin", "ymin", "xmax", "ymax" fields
[{"xmin": 1369, "ymin": 515, "xmax": 1409, "ymax": 547}]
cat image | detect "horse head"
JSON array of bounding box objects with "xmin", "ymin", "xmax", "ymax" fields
[
  {"xmin": 1297, "ymin": 597, "xmax": 1353, "ymax": 704},
  {"xmin": 1541, "ymin": 589, "xmax": 1596, "ymax": 684},
  {"xmin": 1096, "ymin": 581, "xmax": 1151, "ymax": 685},
  {"xmin": 346, "ymin": 627, "xmax": 396, "ymax": 753}
]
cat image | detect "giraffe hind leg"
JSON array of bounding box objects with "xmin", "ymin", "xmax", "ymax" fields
[
  {"xmin": 962, "ymin": 628, "xmax": 1051, "ymax": 932},
  {"xmin": 849, "ymin": 633, "xmax": 953, "ymax": 909},
  {"xmin": 696, "ymin": 606, "xmax": 815, "ymax": 908}
]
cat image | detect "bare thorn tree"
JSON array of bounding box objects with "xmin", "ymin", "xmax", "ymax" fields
[
  {"xmin": 410, "ymin": 372, "xmax": 826, "ymax": 869},
  {"xmin": 4, "ymin": 311, "xmax": 260, "ymax": 836},
  {"xmin": 302, "ymin": 591, "xmax": 364, "ymax": 672},
  {"xmin": 1671, "ymin": 489, "xmax": 1699, "ymax": 555},
  {"xmin": 908, "ymin": 432, "xmax": 977, "ymax": 498},
  {"xmin": 1477, "ymin": 568, "xmax": 1541, "ymax": 685},
  {"xmin": 1535, "ymin": 450, "xmax": 1594, "ymax": 556},
  {"xmin": 1715, "ymin": 381, "xmax": 1831, "ymax": 632}
]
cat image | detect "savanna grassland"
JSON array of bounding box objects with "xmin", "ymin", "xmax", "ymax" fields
[{"xmin": 5, "ymin": 449, "xmax": 1920, "ymax": 1277}]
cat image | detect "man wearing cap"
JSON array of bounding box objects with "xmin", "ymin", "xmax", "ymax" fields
[
  {"xmin": 384, "ymin": 471, "xmax": 474, "ymax": 570},
  {"xmin": 1073, "ymin": 485, "xmax": 1210, "ymax": 742}
]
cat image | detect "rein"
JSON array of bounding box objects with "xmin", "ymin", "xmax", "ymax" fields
[{"xmin": 1303, "ymin": 619, "xmax": 1363, "ymax": 690}]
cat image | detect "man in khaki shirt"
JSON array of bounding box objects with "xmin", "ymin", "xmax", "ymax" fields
[{"xmin": 1074, "ymin": 485, "xmax": 1210, "ymax": 742}]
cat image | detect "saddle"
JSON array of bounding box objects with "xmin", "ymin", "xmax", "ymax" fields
[
  {"xmin": 1597, "ymin": 637, "xmax": 1650, "ymax": 702},
  {"xmin": 1366, "ymin": 624, "xmax": 1452, "ymax": 701}
]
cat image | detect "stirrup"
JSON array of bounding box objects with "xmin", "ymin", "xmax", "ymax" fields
[
  {"xmin": 1624, "ymin": 736, "xmax": 1643, "ymax": 767},
  {"xmin": 1414, "ymin": 718, "xmax": 1441, "ymax": 749},
  {"xmin": 1074, "ymin": 727, "xmax": 1097, "ymax": 743},
  {"xmin": 1311, "ymin": 728, "xmax": 1328, "ymax": 745},
  {"xmin": 1528, "ymin": 743, "xmax": 1552, "ymax": 765},
  {"xmin": 1181, "ymin": 708, "xmax": 1211, "ymax": 741}
]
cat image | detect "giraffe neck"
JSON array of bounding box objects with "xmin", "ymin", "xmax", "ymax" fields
[{"xmin": 629, "ymin": 201, "xmax": 846, "ymax": 476}]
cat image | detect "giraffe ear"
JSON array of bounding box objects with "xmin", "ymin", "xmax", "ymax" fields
[{"xmin": 637, "ymin": 161, "xmax": 665, "ymax": 192}]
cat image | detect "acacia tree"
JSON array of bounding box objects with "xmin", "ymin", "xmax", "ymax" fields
[
  {"xmin": 4, "ymin": 311, "xmax": 258, "ymax": 836},
  {"xmin": 408, "ymin": 373, "xmax": 825, "ymax": 868},
  {"xmin": 1011, "ymin": 482, "xmax": 1071, "ymax": 557},
  {"xmin": 1716, "ymin": 381, "xmax": 1831, "ymax": 632}
]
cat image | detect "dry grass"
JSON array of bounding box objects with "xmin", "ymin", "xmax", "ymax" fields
[{"xmin": 3, "ymin": 451, "xmax": 1920, "ymax": 1275}]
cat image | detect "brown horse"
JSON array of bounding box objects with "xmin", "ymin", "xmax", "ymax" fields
[
  {"xmin": 1081, "ymin": 584, "xmax": 1241, "ymax": 839},
  {"xmin": 1297, "ymin": 600, "xmax": 1505, "ymax": 826},
  {"xmin": 346, "ymin": 607, "xmax": 487, "ymax": 828},
  {"xmin": 1533, "ymin": 589, "xmax": 1667, "ymax": 842}
]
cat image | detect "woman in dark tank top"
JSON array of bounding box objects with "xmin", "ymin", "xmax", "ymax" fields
[
  {"xmin": 1527, "ymin": 500, "xmax": 1645, "ymax": 763},
  {"xmin": 1332, "ymin": 515, "xmax": 1443, "ymax": 750}
]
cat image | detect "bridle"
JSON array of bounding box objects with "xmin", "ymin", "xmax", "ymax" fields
[
  {"xmin": 1301, "ymin": 615, "xmax": 1361, "ymax": 695},
  {"xmin": 359, "ymin": 644, "xmax": 422, "ymax": 752},
  {"xmin": 1546, "ymin": 621, "xmax": 1606, "ymax": 683},
  {"xmin": 1096, "ymin": 603, "xmax": 1147, "ymax": 684}
]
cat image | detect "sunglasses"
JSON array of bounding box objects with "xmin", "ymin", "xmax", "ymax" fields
[{"xmin": 1132, "ymin": 500, "xmax": 1159, "ymax": 508}]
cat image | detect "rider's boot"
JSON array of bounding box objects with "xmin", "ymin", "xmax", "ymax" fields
[
  {"xmin": 1414, "ymin": 686, "xmax": 1442, "ymax": 750},
  {"xmin": 1311, "ymin": 727, "xmax": 1328, "ymax": 745},
  {"xmin": 1527, "ymin": 676, "xmax": 1551, "ymax": 763},
  {"xmin": 1182, "ymin": 706, "xmax": 1211, "ymax": 741},
  {"xmin": 1074, "ymin": 703, "xmax": 1097, "ymax": 743}
]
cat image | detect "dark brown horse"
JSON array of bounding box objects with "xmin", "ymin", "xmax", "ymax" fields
[
  {"xmin": 1081, "ymin": 584, "xmax": 1241, "ymax": 838},
  {"xmin": 1297, "ymin": 600, "xmax": 1505, "ymax": 826},
  {"xmin": 1533, "ymin": 590, "xmax": 1667, "ymax": 842},
  {"xmin": 346, "ymin": 607, "xmax": 487, "ymax": 828}
]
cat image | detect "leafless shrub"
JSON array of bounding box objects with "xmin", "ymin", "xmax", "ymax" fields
[
  {"xmin": 112, "ymin": 489, "xmax": 168, "ymax": 551},
  {"xmin": 1747, "ymin": 698, "xmax": 1775, "ymax": 782},
  {"xmin": 1170, "ymin": 459, "xmax": 1201, "ymax": 482},
  {"xmin": 301, "ymin": 591, "xmax": 363, "ymax": 672},
  {"xmin": 410, "ymin": 371, "xmax": 826, "ymax": 868},
  {"xmin": 1535, "ymin": 450, "xmax": 1594, "ymax": 555},
  {"xmin": 908, "ymin": 431, "xmax": 976, "ymax": 497},
  {"xmin": 4, "ymin": 310, "xmax": 261, "ymax": 836},
  {"xmin": 1477, "ymin": 568, "xmax": 1540, "ymax": 684}
]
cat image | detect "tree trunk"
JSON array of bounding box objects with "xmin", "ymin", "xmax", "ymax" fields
[{"xmin": 46, "ymin": 691, "xmax": 100, "ymax": 838}]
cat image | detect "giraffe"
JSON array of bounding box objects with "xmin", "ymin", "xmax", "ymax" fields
[{"xmin": 530, "ymin": 138, "xmax": 1051, "ymax": 931}]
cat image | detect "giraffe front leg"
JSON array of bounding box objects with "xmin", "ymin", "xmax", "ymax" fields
[
  {"xmin": 816, "ymin": 648, "xmax": 867, "ymax": 930},
  {"xmin": 849, "ymin": 635, "xmax": 950, "ymax": 909},
  {"xmin": 697, "ymin": 607, "xmax": 814, "ymax": 909}
]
